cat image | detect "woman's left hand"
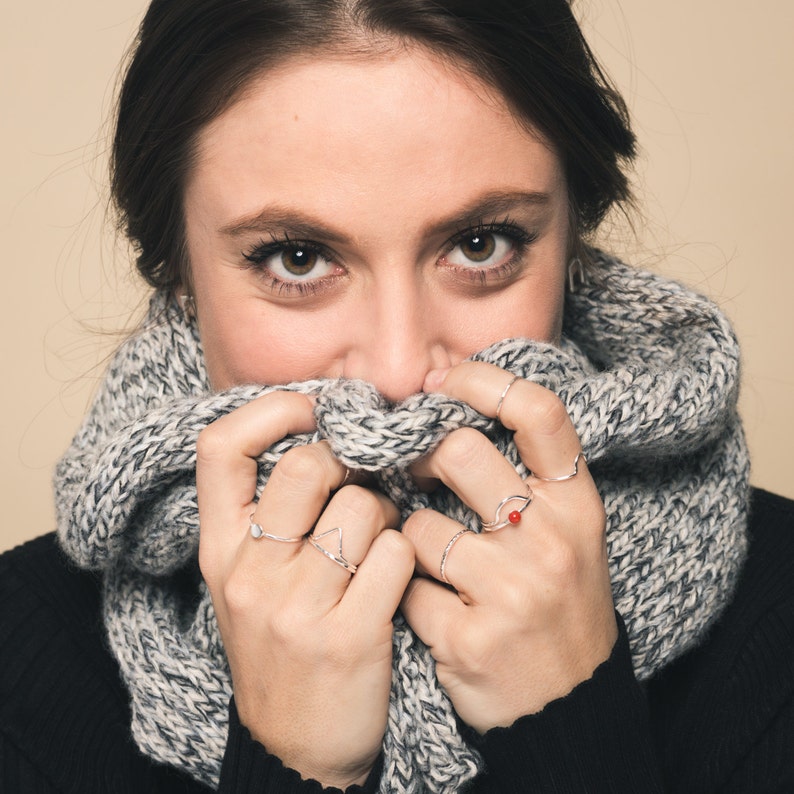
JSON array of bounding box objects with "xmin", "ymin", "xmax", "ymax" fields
[{"xmin": 400, "ymin": 361, "xmax": 617, "ymax": 734}]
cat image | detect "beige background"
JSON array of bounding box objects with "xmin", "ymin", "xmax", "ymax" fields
[{"xmin": 2, "ymin": 1, "xmax": 792, "ymax": 553}]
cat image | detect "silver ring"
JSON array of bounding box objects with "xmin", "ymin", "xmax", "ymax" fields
[
  {"xmin": 308, "ymin": 527, "xmax": 358, "ymax": 574},
  {"xmin": 530, "ymin": 452, "xmax": 586, "ymax": 482},
  {"xmin": 481, "ymin": 485, "xmax": 532, "ymax": 532},
  {"xmin": 495, "ymin": 374, "xmax": 521, "ymax": 421},
  {"xmin": 249, "ymin": 513, "xmax": 304, "ymax": 543},
  {"xmin": 440, "ymin": 528, "xmax": 474, "ymax": 585}
]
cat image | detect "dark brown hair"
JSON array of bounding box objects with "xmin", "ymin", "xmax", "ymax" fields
[{"xmin": 112, "ymin": 0, "xmax": 636, "ymax": 291}]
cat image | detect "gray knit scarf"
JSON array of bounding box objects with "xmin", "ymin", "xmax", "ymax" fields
[{"xmin": 55, "ymin": 253, "xmax": 749, "ymax": 792}]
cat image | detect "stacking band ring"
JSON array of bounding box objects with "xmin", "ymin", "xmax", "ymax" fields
[
  {"xmin": 308, "ymin": 527, "xmax": 358, "ymax": 574},
  {"xmin": 439, "ymin": 528, "xmax": 474, "ymax": 585},
  {"xmin": 481, "ymin": 485, "xmax": 532, "ymax": 532},
  {"xmin": 249, "ymin": 513, "xmax": 304, "ymax": 543},
  {"xmin": 530, "ymin": 452, "xmax": 586, "ymax": 483},
  {"xmin": 495, "ymin": 374, "xmax": 521, "ymax": 421}
]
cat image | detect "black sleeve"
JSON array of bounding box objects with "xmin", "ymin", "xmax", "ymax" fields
[
  {"xmin": 0, "ymin": 533, "xmax": 379, "ymax": 794},
  {"xmin": 467, "ymin": 613, "xmax": 664, "ymax": 793},
  {"xmin": 219, "ymin": 697, "xmax": 382, "ymax": 794},
  {"xmin": 0, "ymin": 535, "xmax": 207, "ymax": 794}
]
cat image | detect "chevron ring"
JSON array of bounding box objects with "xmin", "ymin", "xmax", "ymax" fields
[{"xmin": 308, "ymin": 527, "xmax": 358, "ymax": 574}]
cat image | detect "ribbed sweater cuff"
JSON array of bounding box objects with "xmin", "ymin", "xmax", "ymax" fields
[
  {"xmin": 470, "ymin": 613, "xmax": 664, "ymax": 793},
  {"xmin": 219, "ymin": 697, "xmax": 381, "ymax": 794}
]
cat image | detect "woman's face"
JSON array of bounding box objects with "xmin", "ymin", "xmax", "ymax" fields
[{"xmin": 184, "ymin": 48, "xmax": 570, "ymax": 402}]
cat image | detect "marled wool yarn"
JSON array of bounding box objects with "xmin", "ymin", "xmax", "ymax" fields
[{"xmin": 55, "ymin": 254, "xmax": 749, "ymax": 792}]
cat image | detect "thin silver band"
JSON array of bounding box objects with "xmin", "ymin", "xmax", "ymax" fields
[
  {"xmin": 308, "ymin": 527, "xmax": 358, "ymax": 574},
  {"xmin": 495, "ymin": 374, "xmax": 521, "ymax": 421},
  {"xmin": 439, "ymin": 528, "xmax": 474, "ymax": 584},
  {"xmin": 530, "ymin": 452, "xmax": 586, "ymax": 482}
]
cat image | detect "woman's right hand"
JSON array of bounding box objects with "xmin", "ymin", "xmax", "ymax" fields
[{"xmin": 197, "ymin": 392, "xmax": 414, "ymax": 788}]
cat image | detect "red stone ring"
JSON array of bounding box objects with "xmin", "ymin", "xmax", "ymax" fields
[{"xmin": 481, "ymin": 485, "xmax": 533, "ymax": 532}]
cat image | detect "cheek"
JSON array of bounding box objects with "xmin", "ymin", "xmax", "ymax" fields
[
  {"xmin": 529, "ymin": 279, "xmax": 565, "ymax": 342},
  {"xmin": 198, "ymin": 303, "xmax": 345, "ymax": 389},
  {"xmin": 468, "ymin": 294, "xmax": 562, "ymax": 350},
  {"xmin": 471, "ymin": 267, "xmax": 566, "ymax": 346}
]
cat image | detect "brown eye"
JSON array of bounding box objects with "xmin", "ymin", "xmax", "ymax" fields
[
  {"xmin": 281, "ymin": 247, "xmax": 318, "ymax": 275},
  {"xmin": 245, "ymin": 241, "xmax": 335, "ymax": 283},
  {"xmin": 460, "ymin": 233, "xmax": 496, "ymax": 263},
  {"xmin": 446, "ymin": 231, "xmax": 515, "ymax": 268}
]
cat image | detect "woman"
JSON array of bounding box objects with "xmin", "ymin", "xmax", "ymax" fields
[{"xmin": 1, "ymin": 0, "xmax": 792, "ymax": 792}]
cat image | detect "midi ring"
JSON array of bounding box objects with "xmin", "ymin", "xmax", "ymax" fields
[
  {"xmin": 308, "ymin": 527, "xmax": 358, "ymax": 574},
  {"xmin": 439, "ymin": 528, "xmax": 474, "ymax": 585},
  {"xmin": 249, "ymin": 513, "xmax": 304, "ymax": 542},
  {"xmin": 481, "ymin": 485, "xmax": 533, "ymax": 532},
  {"xmin": 495, "ymin": 374, "xmax": 521, "ymax": 421},
  {"xmin": 530, "ymin": 452, "xmax": 586, "ymax": 483}
]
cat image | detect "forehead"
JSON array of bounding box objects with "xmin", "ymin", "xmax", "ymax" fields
[{"xmin": 186, "ymin": 49, "xmax": 564, "ymax": 225}]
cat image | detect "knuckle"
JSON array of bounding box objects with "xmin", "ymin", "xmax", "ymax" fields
[
  {"xmin": 330, "ymin": 483, "xmax": 382, "ymax": 521},
  {"xmin": 274, "ymin": 607, "xmax": 352, "ymax": 661},
  {"xmin": 494, "ymin": 572, "xmax": 532, "ymax": 616},
  {"xmin": 436, "ymin": 427, "xmax": 488, "ymax": 476},
  {"xmin": 375, "ymin": 528, "xmax": 415, "ymax": 568},
  {"xmin": 561, "ymin": 494, "xmax": 607, "ymax": 545},
  {"xmin": 401, "ymin": 508, "xmax": 438, "ymax": 542},
  {"xmin": 197, "ymin": 542, "xmax": 218, "ymax": 585},
  {"xmin": 453, "ymin": 621, "xmax": 497, "ymax": 675},
  {"xmin": 222, "ymin": 570, "xmax": 259, "ymax": 617},
  {"xmin": 256, "ymin": 389, "xmax": 308, "ymax": 414},
  {"xmin": 543, "ymin": 535, "xmax": 581, "ymax": 580},
  {"xmin": 274, "ymin": 445, "xmax": 327, "ymax": 488},
  {"xmin": 584, "ymin": 501, "xmax": 607, "ymax": 541},
  {"xmin": 524, "ymin": 390, "xmax": 569, "ymax": 435},
  {"xmin": 223, "ymin": 583, "xmax": 315, "ymax": 650},
  {"xmin": 196, "ymin": 421, "xmax": 231, "ymax": 464},
  {"xmin": 268, "ymin": 603, "xmax": 310, "ymax": 646}
]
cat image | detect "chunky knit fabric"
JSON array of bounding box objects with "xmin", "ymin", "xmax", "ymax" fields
[{"xmin": 54, "ymin": 253, "xmax": 749, "ymax": 793}]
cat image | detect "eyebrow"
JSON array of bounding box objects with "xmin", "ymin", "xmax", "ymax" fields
[
  {"xmin": 219, "ymin": 190, "xmax": 552, "ymax": 241},
  {"xmin": 427, "ymin": 191, "xmax": 552, "ymax": 237}
]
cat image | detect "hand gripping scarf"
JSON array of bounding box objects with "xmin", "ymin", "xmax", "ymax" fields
[{"xmin": 55, "ymin": 254, "xmax": 749, "ymax": 792}]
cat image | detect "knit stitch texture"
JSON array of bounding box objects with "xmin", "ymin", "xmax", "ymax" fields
[{"xmin": 54, "ymin": 254, "xmax": 749, "ymax": 792}]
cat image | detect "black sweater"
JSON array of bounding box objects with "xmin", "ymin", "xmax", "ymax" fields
[{"xmin": 1, "ymin": 488, "xmax": 792, "ymax": 793}]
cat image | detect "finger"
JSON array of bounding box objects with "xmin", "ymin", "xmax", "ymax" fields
[
  {"xmin": 411, "ymin": 427, "xmax": 530, "ymax": 529},
  {"xmin": 251, "ymin": 441, "xmax": 349, "ymax": 546},
  {"xmin": 298, "ymin": 486, "xmax": 401, "ymax": 599},
  {"xmin": 402, "ymin": 509, "xmax": 497, "ymax": 601},
  {"xmin": 197, "ymin": 392, "xmax": 315, "ymax": 560},
  {"xmin": 344, "ymin": 529, "xmax": 415, "ymax": 627},
  {"xmin": 400, "ymin": 574, "xmax": 469, "ymax": 657},
  {"xmin": 425, "ymin": 362, "xmax": 585, "ymax": 483}
]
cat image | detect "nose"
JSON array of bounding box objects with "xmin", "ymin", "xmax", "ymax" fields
[{"xmin": 343, "ymin": 280, "xmax": 450, "ymax": 404}]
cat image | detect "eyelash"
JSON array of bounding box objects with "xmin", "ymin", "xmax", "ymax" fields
[
  {"xmin": 242, "ymin": 234, "xmax": 337, "ymax": 296},
  {"xmin": 443, "ymin": 220, "xmax": 538, "ymax": 283},
  {"xmin": 241, "ymin": 220, "xmax": 539, "ymax": 295}
]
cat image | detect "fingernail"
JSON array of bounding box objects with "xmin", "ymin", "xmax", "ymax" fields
[{"xmin": 423, "ymin": 368, "xmax": 450, "ymax": 392}]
